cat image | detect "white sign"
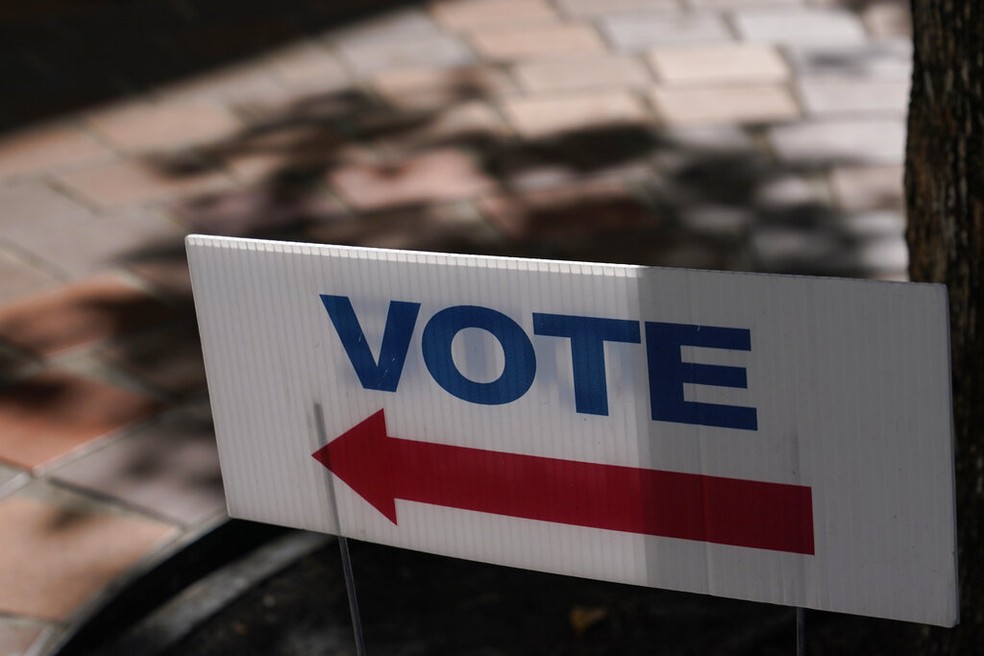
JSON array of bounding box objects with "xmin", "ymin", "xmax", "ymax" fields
[{"xmin": 187, "ymin": 235, "xmax": 957, "ymax": 626}]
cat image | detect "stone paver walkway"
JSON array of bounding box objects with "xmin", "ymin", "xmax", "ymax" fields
[{"xmin": 0, "ymin": 0, "xmax": 911, "ymax": 653}]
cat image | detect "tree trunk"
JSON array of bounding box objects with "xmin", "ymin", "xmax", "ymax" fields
[{"xmin": 906, "ymin": 0, "xmax": 984, "ymax": 652}]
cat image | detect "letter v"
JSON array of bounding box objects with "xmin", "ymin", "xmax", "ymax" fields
[{"xmin": 320, "ymin": 295, "xmax": 420, "ymax": 392}]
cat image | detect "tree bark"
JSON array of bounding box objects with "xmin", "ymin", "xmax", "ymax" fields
[{"xmin": 906, "ymin": 0, "xmax": 984, "ymax": 652}]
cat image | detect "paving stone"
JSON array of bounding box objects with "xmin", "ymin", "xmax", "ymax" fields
[
  {"xmin": 0, "ymin": 123, "xmax": 110, "ymax": 179},
  {"xmin": 101, "ymin": 323, "xmax": 206, "ymax": 397},
  {"xmin": 599, "ymin": 12, "xmax": 732, "ymax": 51},
  {"xmin": 653, "ymin": 125, "xmax": 754, "ymax": 173},
  {"xmin": 829, "ymin": 165, "xmax": 903, "ymax": 211},
  {"xmin": 769, "ymin": 118, "xmax": 906, "ymax": 164},
  {"xmin": 514, "ymin": 55, "xmax": 652, "ymax": 93},
  {"xmin": 498, "ymin": 154, "xmax": 653, "ymax": 193},
  {"xmin": 0, "ymin": 617, "xmax": 48, "ymax": 656},
  {"xmin": 555, "ymin": 0, "xmax": 681, "ymax": 16},
  {"xmin": 155, "ymin": 65, "xmax": 284, "ymax": 104},
  {"xmin": 220, "ymin": 87, "xmax": 366, "ymax": 126},
  {"xmin": 170, "ymin": 181, "xmax": 348, "ymax": 235},
  {"xmin": 0, "ymin": 342, "xmax": 35, "ymax": 382},
  {"xmin": 823, "ymin": 211, "xmax": 908, "ymax": 274},
  {"xmin": 871, "ymin": 271, "xmax": 908, "ymax": 282},
  {"xmin": 642, "ymin": 230, "xmax": 739, "ymax": 269},
  {"xmin": 648, "ymin": 43, "xmax": 789, "ymax": 85},
  {"xmin": 306, "ymin": 203, "xmax": 501, "ymax": 253},
  {"xmin": 478, "ymin": 178, "xmax": 657, "ymax": 240},
  {"xmin": 330, "ymin": 148, "xmax": 496, "ymax": 210},
  {"xmin": 798, "ymin": 77, "xmax": 909, "ymax": 116},
  {"xmin": 2, "ymin": 207, "xmax": 185, "ymax": 279},
  {"xmin": 0, "ymin": 182, "xmax": 93, "ymax": 238},
  {"xmin": 0, "ymin": 250, "xmax": 60, "ymax": 304},
  {"xmin": 732, "ymin": 8, "xmax": 867, "ymax": 46},
  {"xmin": 336, "ymin": 32, "xmax": 474, "ymax": 75},
  {"xmin": 784, "ymin": 40, "xmax": 912, "ymax": 79},
  {"xmin": 833, "ymin": 209, "xmax": 905, "ymax": 239},
  {"xmin": 493, "ymin": 161, "xmax": 580, "ymax": 192},
  {"xmin": 503, "ymin": 91, "xmax": 649, "ymax": 137},
  {"xmin": 126, "ymin": 259, "xmax": 193, "ymax": 299},
  {"xmin": 0, "ymin": 495, "xmax": 175, "ymax": 619},
  {"xmin": 220, "ymin": 151, "xmax": 292, "ymax": 186},
  {"xmin": 755, "ymin": 173, "xmax": 822, "ymax": 208},
  {"xmin": 469, "ymin": 22, "xmax": 605, "ymax": 61},
  {"xmin": 688, "ymin": 0, "xmax": 802, "ymax": 7},
  {"xmin": 0, "ymin": 463, "xmax": 29, "ymax": 499},
  {"xmin": 659, "ymin": 124, "xmax": 754, "ymax": 151},
  {"xmin": 650, "ymin": 85, "xmax": 799, "ymax": 126},
  {"xmin": 0, "ymin": 370, "xmax": 163, "ymax": 471},
  {"xmin": 431, "ymin": 0, "xmax": 558, "ymax": 29},
  {"xmin": 332, "ymin": 8, "xmax": 443, "ymax": 46},
  {"xmin": 264, "ymin": 42, "xmax": 350, "ymax": 93},
  {"xmin": 678, "ymin": 205, "xmax": 751, "ymax": 237},
  {"xmin": 58, "ymin": 351, "xmax": 162, "ymax": 402},
  {"xmin": 862, "ymin": 0, "xmax": 911, "ymax": 38},
  {"xmin": 656, "ymin": 145, "xmax": 775, "ymax": 205},
  {"xmin": 84, "ymin": 101, "xmax": 241, "ymax": 152},
  {"xmin": 382, "ymin": 101, "xmax": 508, "ymax": 148},
  {"xmin": 56, "ymin": 157, "xmax": 233, "ymax": 209},
  {"xmin": 53, "ymin": 408, "xmax": 223, "ymax": 526},
  {"xmin": 373, "ymin": 66, "xmax": 516, "ymax": 110},
  {"xmin": 850, "ymin": 237, "xmax": 908, "ymax": 273},
  {"xmin": 751, "ymin": 225, "xmax": 841, "ymax": 272},
  {"xmin": 0, "ymin": 274, "xmax": 176, "ymax": 356},
  {"xmin": 481, "ymin": 127, "xmax": 657, "ymax": 191}
]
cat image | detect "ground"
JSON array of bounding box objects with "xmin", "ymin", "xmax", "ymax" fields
[{"xmin": 163, "ymin": 538, "xmax": 900, "ymax": 656}]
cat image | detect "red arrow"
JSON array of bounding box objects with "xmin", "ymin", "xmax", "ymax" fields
[{"xmin": 312, "ymin": 410, "xmax": 815, "ymax": 555}]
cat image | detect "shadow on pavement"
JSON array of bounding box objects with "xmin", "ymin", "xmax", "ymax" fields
[{"xmin": 0, "ymin": 0, "xmax": 414, "ymax": 132}]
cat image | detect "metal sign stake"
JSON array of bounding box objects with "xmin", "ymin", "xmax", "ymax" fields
[
  {"xmin": 796, "ymin": 607, "xmax": 805, "ymax": 656},
  {"xmin": 338, "ymin": 534, "xmax": 368, "ymax": 656},
  {"xmin": 316, "ymin": 403, "xmax": 368, "ymax": 656}
]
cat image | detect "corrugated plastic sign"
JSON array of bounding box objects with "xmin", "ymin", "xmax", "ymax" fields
[{"xmin": 187, "ymin": 235, "xmax": 957, "ymax": 626}]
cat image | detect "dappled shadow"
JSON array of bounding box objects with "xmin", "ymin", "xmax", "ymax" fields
[
  {"xmin": 124, "ymin": 70, "xmax": 905, "ymax": 279},
  {"xmin": 50, "ymin": 403, "xmax": 226, "ymax": 527},
  {"xmin": 0, "ymin": 368, "xmax": 163, "ymax": 469},
  {"xmin": 43, "ymin": 505, "xmax": 92, "ymax": 533},
  {"xmin": 105, "ymin": 407, "xmax": 221, "ymax": 491},
  {"xmin": 0, "ymin": 277, "xmax": 181, "ymax": 365},
  {"xmin": 829, "ymin": 0, "xmax": 907, "ymax": 12},
  {"xmin": 101, "ymin": 322, "xmax": 207, "ymax": 401}
]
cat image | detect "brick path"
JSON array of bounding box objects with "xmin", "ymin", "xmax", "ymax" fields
[{"xmin": 0, "ymin": 0, "xmax": 911, "ymax": 653}]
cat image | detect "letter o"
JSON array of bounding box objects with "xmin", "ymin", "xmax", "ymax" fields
[{"xmin": 422, "ymin": 305, "xmax": 536, "ymax": 405}]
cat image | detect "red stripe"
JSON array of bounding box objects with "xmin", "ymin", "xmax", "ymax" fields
[
  {"xmin": 315, "ymin": 410, "xmax": 815, "ymax": 555},
  {"xmin": 391, "ymin": 438, "xmax": 814, "ymax": 555}
]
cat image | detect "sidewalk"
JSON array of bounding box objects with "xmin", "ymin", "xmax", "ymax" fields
[{"xmin": 0, "ymin": 0, "xmax": 911, "ymax": 653}]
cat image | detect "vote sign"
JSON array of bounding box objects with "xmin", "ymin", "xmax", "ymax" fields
[{"xmin": 187, "ymin": 235, "xmax": 957, "ymax": 626}]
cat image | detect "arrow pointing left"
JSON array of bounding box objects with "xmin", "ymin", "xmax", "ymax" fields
[{"xmin": 312, "ymin": 410, "xmax": 815, "ymax": 554}]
